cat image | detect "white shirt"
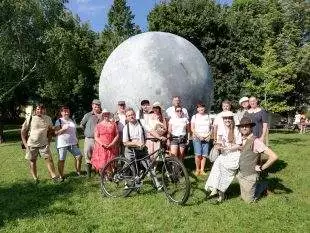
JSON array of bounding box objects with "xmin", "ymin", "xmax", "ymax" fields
[
  {"xmin": 55, "ymin": 118, "xmax": 78, "ymax": 148},
  {"xmin": 123, "ymin": 121, "xmax": 146, "ymax": 143},
  {"xmin": 169, "ymin": 117, "xmax": 189, "ymax": 136},
  {"xmin": 166, "ymin": 106, "xmax": 189, "ymax": 119},
  {"xmin": 217, "ymin": 126, "xmax": 242, "ymax": 146},
  {"xmin": 191, "ymin": 114, "xmax": 212, "ymax": 137}
]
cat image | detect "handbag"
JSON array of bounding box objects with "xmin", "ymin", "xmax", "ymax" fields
[{"xmin": 209, "ymin": 147, "xmax": 219, "ymax": 162}]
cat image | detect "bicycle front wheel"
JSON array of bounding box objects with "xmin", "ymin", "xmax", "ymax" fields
[
  {"xmin": 161, "ymin": 157, "xmax": 190, "ymax": 205},
  {"xmin": 100, "ymin": 157, "xmax": 136, "ymax": 198}
]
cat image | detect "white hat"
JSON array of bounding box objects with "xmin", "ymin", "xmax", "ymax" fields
[
  {"xmin": 239, "ymin": 97, "xmax": 249, "ymax": 105},
  {"xmin": 102, "ymin": 108, "xmax": 110, "ymax": 114},
  {"xmin": 152, "ymin": 101, "xmax": 162, "ymax": 108},
  {"xmin": 222, "ymin": 111, "xmax": 234, "ymax": 118}
]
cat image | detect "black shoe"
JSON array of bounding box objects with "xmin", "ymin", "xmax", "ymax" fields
[
  {"xmin": 52, "ymin": 176, "xmax": 59, "ymax": 183},
  {"xmin": 86, "ymin": 163, "xmax": 91, "ymax": 178}
]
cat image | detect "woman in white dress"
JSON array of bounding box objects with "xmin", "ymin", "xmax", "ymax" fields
[{"xmin": 205, "ymin": 111, "xmax": 242, "ymax": 202}]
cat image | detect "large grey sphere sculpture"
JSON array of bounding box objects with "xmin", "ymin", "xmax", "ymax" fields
[{"xmin": 99, "ymin": 31, "xmax": 213, "ymax": 113}]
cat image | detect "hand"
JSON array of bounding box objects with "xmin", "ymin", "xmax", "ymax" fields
[
  {"xmin": 255, "ymin": 165, "xmax": 262, "ymax": 172},
  {"xmin": 160, "ymin": 136, "xmax": 167, "ymax": 141},
  {"xmin": 102, "ymin": 143, "xmax": 108, "ymax": 149},
  {"xmin": 62, "ymin": 124, "xmax": 69, "ymax": 130}
]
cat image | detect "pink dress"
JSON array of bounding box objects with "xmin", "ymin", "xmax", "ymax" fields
[{"xmin": 91, "ymin": 122, "xmax": 118, "ymax": 170}]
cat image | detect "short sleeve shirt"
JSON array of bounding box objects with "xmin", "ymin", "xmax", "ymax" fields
[
  {"xmin": 22, "ymin": 115, "xmax": 53, "ymax": 147},
  {"xmin": 55, "ymin": 118, "xmax": 78, "ymax": 148},
  {"xmin": 123, "ymin": 121, "xmax": 146, "ymax": 143},
  {"xmin": 191, "ymin": 114, "xmax": 211, "ymax": 137},
  {"xmin": 169, "ymin": 117, "xmax": 189, "ymax": 136}
]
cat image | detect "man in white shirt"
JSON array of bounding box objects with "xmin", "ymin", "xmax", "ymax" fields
[
  {"xmin": 166, "ymin": 96, "xmax": 189, "ymax": 119},
  {"xmin": 123, "ymin": 108, "xmax": 162, "ymax": 190}
]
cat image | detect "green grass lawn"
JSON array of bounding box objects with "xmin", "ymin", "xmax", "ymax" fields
[{"xmin": 0, "ymin": 132, "xmax": 309, "ymax": 232}]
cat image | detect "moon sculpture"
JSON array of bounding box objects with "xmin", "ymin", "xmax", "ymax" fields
[{"xmin": 99, "ymin": 31, "xmax": 213, "ymax": 114}]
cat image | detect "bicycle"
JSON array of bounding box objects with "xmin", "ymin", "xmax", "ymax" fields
[{"xmin": 100, "ymin": 138, "xmax": 191, "ymax": 205}]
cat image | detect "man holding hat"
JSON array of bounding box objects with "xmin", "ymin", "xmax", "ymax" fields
[
  {"xmin": 235, "ymin": 96, "xmax": 249, "ymax": 125},
  {"xmin": 236, "ymin": 116, "xmax": 278, "ymax": 202},
  {"xmin": 80, "ymin": 99, "xmax": 102, "ymax": 177}
]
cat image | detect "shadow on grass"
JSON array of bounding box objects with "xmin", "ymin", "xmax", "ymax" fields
[
  {"xmin": 269, "ymin": 137, "xmax": 302, "ymax": 145},
  {"xmin": 0, "ymin": 178, "xmax": 87, "ymax": 227},
  {"xmin": 267, "ymin": 159, "xmax": 288, "ymax": 173}
]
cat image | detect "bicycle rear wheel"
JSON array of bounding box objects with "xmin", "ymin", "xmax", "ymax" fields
[
  {"xmin": 100, "ymin": 157, "xmax": 136, "ymax": 198},
  {"xmin": 161, "ymin": 157, "xmax": 190, "ymax": 205}
]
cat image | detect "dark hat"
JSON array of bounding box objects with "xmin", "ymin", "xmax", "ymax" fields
[
  {"xmin": 140, "ymin": 99, "xmax": 150, "ymax": 105},
  {"xmin": 118, "ymin": 100, "xmax": 126, "ymax": 105},
  {"xmin": 92, "ymin": 99, "xmax": 101, "ymax": 105},
  {"xmin": 236, "ymin": 117, "xmax": 256, "ymax": 127}
]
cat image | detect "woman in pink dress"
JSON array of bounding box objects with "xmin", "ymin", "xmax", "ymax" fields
[{"xmin": 91, "ymin": 109, "xmax": 119, "ymax": 171}]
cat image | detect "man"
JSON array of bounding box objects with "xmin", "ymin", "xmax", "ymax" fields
[
  {"xmin": 21, "ymin": 103, "xmax": 58, "ymax": 183},
  {"xmin": 236, "ymin": 117, "xmax": 278, "ymax": 203},
  {"xmin": 80, "ymin": 99, "xmax": 102, "ymax": 177},
  {"xmin": 114, "ymin": 100, "xmax": 127, "ymax": 156},
  {"xmin": 136, "ymin": 99, "xmax": 151, "ymax": 120},
  {"xmin": 123, "ymin": 108, "xmax": 162, "ymax": 190},
  {"xmin": 213, "ymin": 99, "xmax": 232, "ymax": 141},
  {"xmin": 166, "ymin": 96, "xmax": 189, "ymax": 119},
  {"xmin": 235, "ymin": 96, "xmax": 249, "ymax": 125}
]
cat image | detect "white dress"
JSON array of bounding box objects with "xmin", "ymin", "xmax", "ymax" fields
[{"xmin": 205, "ymin": 127, "xmax": 242, "ymax": 192}]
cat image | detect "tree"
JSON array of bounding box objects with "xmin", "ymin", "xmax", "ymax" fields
[
  {"xmin": 95, "ymin": 0, "xmax": 141, "ymax": 76},
  {"xmin": 241, "ymin": 41, "xmax": 295, "ymax": 113}
]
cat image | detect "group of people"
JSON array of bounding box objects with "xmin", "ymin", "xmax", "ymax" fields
[
  {"xmin": 20, "ymin": 95, "xmax": 278, "ymax": 203},
  {"xmin": 293, "ymin": 111, "xmax": 308, "ymax": 134}
]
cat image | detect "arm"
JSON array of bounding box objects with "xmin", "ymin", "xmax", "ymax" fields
[
  {"xmin": 80, "ymin": 113, "xmax": 88, "ymax": 129},
  {"xmin": 108, "ymin": 123, "xmax": 119, "ymax": 147},
  {"xmin": 21, "ymin": 120, "xmax": 28, "ymax": 148},
  {"xmin": 256, "ymin": 147, "xmax": 278, "ymax": 172},
  {"xmin": 260, "ymin": 122, "xmax": 268, "ymax": 142}
]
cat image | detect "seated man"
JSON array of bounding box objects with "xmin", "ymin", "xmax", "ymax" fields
[
  {"xmin": 236, "ymin": 117, "xmax": 278, "ymax": 203},
  {"xmin": 122, "ymin": 108, "xmax": 162, "ymax": 190}
]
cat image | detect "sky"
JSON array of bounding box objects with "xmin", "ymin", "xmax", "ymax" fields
[{"xmin": 66, "ymin": 0, "xmax": 233, "ymax": 32}]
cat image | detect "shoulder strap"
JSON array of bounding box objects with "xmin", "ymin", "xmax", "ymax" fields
[
  {"xmin": 137, "ymin": 119, "xmax": 146, "ymax": 141},
  {"xmin": 127, "ymin": 123, "xmax": 131, "ymax": 142},
  {"xmin": 59, "ymin": 118, "xmax": 62, "ymax": 127}
]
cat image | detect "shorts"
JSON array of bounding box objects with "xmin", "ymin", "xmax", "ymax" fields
[
  {"xmin": 84, "ymin": 137, "xmax": 95, "ymax": 164},
  {"xmin": 25, "ymin": 145, "xmax": 51, "ymax": 160},
  {"xmin": 57, "ymin": 145, "xmax": 82, "ymax": 161},
  {"xmin": 170, "ymin": 135, "xmax": 187, "ymax": 148},
  {"xmin": 193, "ymin": 139, "xmax": 209, "ymax": 157}
]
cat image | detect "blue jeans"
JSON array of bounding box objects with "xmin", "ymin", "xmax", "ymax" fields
[{"xmin": 193, "ymin": 139, "xmax": 209, "ymax": 157}]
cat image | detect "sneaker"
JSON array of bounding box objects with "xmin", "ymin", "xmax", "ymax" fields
[
  {"xmin": 52, "ymin": 176, "xmax": 59, "ymax": 183},
  {"xmin": 157, "ymin": 184, "xmax": 163, "ymax": 191},
  {"xmin": 200, "ymin": 170, "xmax": 207, "ymax": 176},
  {"xmin": 194, "ymin": 170, "xmax": 200, "ymax": 176},
  {"xmin": 207, "ymin": 189, "xmax": 218, "ymax": 199}
]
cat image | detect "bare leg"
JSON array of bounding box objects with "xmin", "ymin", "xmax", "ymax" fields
[
  {"xmin": 45, "ymin": 156, "xmax": 57, "ymax": 178},
  {"xmin": 194, "ymin": 156, "xmax": 201, "ymax": 175},
  {"xmin": 170, "ymin": 145, "xmax": 179, "ymax": 157},
  {"xmin": 75, "ymin": 156, "xmax": 82, "ymax": 175},
  {"xmin": 58, "ymin": 160, "xmax": 65, "ymax": 178},
  {"xmin": 29, "ymin": 159, "xmax": 38, "ymax": 180},
  {"xmin": 179, "ymin": 147, "xmax": 186, "ymax": 161},
  {"xmin": 200, "ymin": 157, "xmax": 207, "ymax": 174}
]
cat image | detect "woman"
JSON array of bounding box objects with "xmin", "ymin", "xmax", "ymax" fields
[
  {"xmin": 205, "ymin": 111, "xmax": 242, "ymax": 202},
  {"xmin": 191, "ymin": 102, "xmax": 212, "ymax": 176},
  {"xmin": 55, "ymin": 106, "xmax": 82, "ymax": 181},
  {"xmin": 91, "ymin": 109, "xmax": 119, "ymax": 171},
  {"xmin": 146, "ymin": 102, "xmax": 168, "ymax": 160},
  {"xmin": 300, "ymin": 113, "xmax": 307, "ymax": 134},
  {"xmin": 168, "ymin": 106, "xmax": 190, "ymax": 160},
  {"xmin": 244, "ymin": 96, "xmax": 268, "ymax": 142}
]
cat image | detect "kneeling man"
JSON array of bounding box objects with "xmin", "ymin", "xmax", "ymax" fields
[{"xmin": 236, "ymin": 117, "xmax": 278, "ymax": 202}]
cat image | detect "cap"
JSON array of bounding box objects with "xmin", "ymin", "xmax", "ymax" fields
[
  {"xmin": 118, "ymin": 101, "xmax": 126, "ymax": 105},
  {"xmin": 239, "ymin": 97, "xmax": 249, "ymax": 105},
  {"xmin": 236, "ymin": 117, "xmax": 256, "ymax": 127},
  {"xmin": 92, "ymin": 99, "xmax": 101, "ymax": 105},
  {"xmin": 140, "ymin": 99, "xmax": 150, "ymax": 106},
  {"xmin": 152, "ymin": 101, "xmax": 162, "ymax": 108},
  {"xmin": 102, "ymin": 108, "xmax": 110, "ymax": 114},
  {"xmin": 222, "ymin": 111, "xmax": 234, "ymax": 118}
]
